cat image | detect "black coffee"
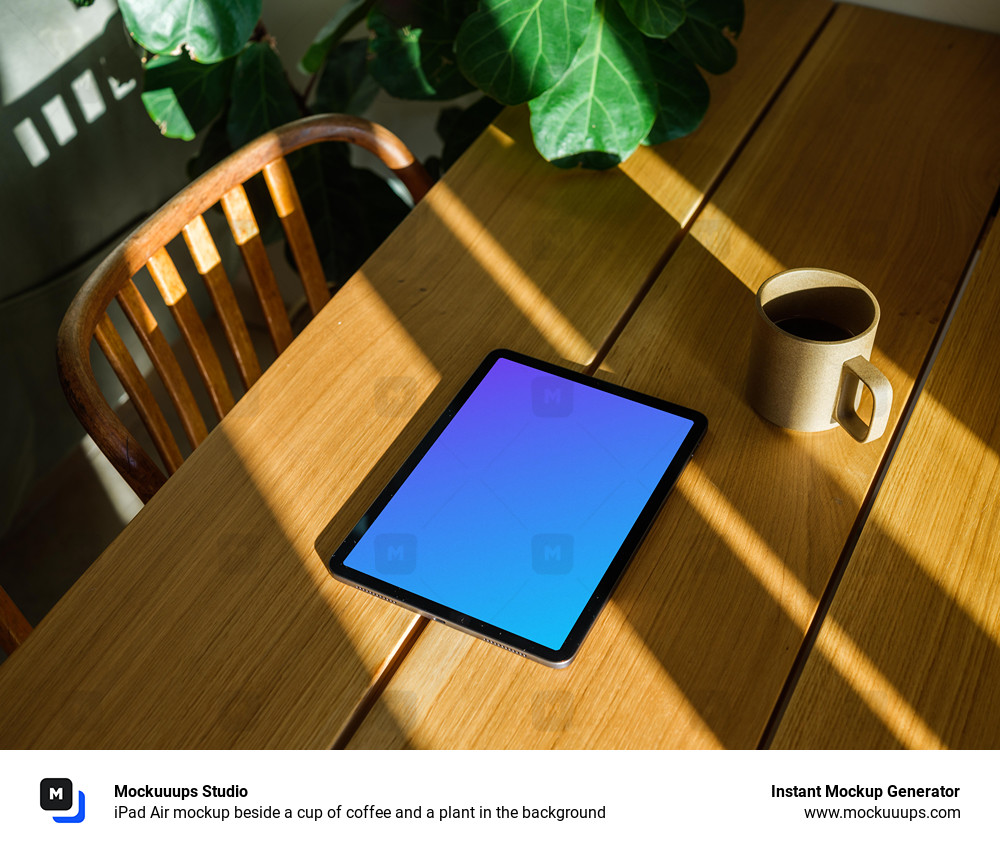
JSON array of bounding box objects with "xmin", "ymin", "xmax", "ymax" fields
[{"xmin": 774, "ymin": 315, "xmax": 853, "ymax": 341}]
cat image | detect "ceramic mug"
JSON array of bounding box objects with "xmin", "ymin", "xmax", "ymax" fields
[{"xmin": 746, "ymin": 268, "xmax": 892, "ymax": 442}]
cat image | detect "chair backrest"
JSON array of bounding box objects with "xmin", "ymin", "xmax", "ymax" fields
[
  {"xmin": 0, "ymin": 584, "xmax": 31, "ymax": 655},
  {"xmin": 58, "ymin": 114, "xmax": 432, "ymax": 503}
]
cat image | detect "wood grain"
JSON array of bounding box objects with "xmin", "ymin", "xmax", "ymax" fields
[
  {"xmin": 0, "ymin": 11, "xmax": 808, "ymax": 745},
  {"xmin": 347, "ymin": 5, "xmax": 1000, "ymax": 749},
  {"xmin": 772, "ymin": 217, "xmax": 1000, "ymax": 749}
]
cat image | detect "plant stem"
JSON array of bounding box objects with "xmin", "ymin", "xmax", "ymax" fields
[{"xmin": 302, "ymin": 70, "xmax": 320, "ymax": 104}]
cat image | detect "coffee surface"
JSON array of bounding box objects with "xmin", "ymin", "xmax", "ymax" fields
[{"xmin": 774, "ymin": 315, "xmax": 854, "ymax": 341}]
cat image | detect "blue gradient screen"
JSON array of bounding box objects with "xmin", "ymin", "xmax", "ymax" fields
[{"xmin": 343, "ymin": 357, "xmax": 694, "ymax": 650}]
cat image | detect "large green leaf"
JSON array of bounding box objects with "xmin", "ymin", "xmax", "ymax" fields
[
  {"xmin": 119, "ymin": 0, "xmax": 261, "ymax": 63},
  {"xmin": 528, "ymin": 0, "xmax": 657, "ymax": 167},
  {"xmin": 666, "ymin": 0, "xmax": 743, "ymax": 74},
  {"xmin": 643, "ymin": 39, "xmax": 709, "ymax": 144},
  {"xmin": 368, "ymin": 0, "xmax": 476, "ymax": 100},
  {"xmin": 141, "ymin": 53, "xmax": 234, "ymax": 140},
  {"xmin": 455, "ymin": 0, "xmax": 593, "ymax": 105},
  {"xmin": 187, "ymin": 113, "xmax": 233, "ymax": 179},
  {"xmin": 618, "ymin": 0, "xmax": 685, "ymax": 38},
  {"xmin": 226, "ymin": 42, "xmax": 301, "ymax": 150},
  {"xmin": 311, "ymin": 39, "xmax": 380, "ymax": 115},
  {"xmin": 299, "ymin": 0, "xmax": 376, "ymax": 74}
]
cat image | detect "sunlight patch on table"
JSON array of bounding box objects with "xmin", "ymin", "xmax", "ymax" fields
[
  {"xmin": 424, "ymin": 182, "xmax": 594, "ymax": 364},
  {"xmin": 678, "ymin": 461, "xmax": 946, "ymax": 749},
  {"xmin": 788, "ymin": 339, "xmax": 997, "ymax": 641},
  {"xmin": 486, "ymin": 124, "xmax": 516, "ymax": 149},
  {"xmin": 688, "ymin": 203, "xmax": 783, "ymax": 285},
  {"xmin": 866, "ymin": 389, "xmax": 1000, "ymax": 642},
  {"xmin": 619, "ymin": 147, "xmax": 700, "ymax": 224},
  {"xmin": 221, "ymin": 274, "xmax": 440, "ymax": 658}
]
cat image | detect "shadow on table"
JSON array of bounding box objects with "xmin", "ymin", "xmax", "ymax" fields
[
  {"xmin": 771, "ymin": 513, "xmax": 1000, "ymax": 749},
  {"xmin": 0, "ymin": 421, "xmax": 412, "ymax": 749},
  {"xmin": 600, "ymin": 233, "xmax": 1000, "ymax": 750},
  {"xmin": 594, "ymin": 236, "xmax": 853, "ymax": 748},
  {"xmin": 303, "ymin": 118, "xmax": 997, "ymax": 749},
  {"xmin": 596, "ymin": 5, "xmax": 1000, "ymax": 750},
  {"xmin": 2, "ymin": 99, "xmax": 661, "ymax": 748}
]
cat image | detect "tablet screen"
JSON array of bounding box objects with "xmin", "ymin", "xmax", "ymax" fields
[{"xmin": 330, "ymin": 350, "xmax": 706, "ymax": 666}]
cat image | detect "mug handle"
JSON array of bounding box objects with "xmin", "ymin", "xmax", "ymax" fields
[{"xmin": 834, "ymin": 355, "xmax": 892, "ymax": 443}]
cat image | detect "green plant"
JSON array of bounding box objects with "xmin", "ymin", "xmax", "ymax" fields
[
  {"xmin": 73, "ymin": 0, "xmax": 742, "ymax": 279},
  {"xmin": 322, "ymin": 0, "xmax": 742, "ymax": 166},
  {"xmin": 75, "ymin": 0, "xmax": 416, "ymax": 285}
]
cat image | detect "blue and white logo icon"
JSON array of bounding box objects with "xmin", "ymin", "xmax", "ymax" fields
[{"xmin": 40, "ymin": 778, "xmax": 86, "ymax": 823}]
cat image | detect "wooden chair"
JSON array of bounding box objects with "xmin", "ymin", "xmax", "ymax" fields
[
  {"xmin": 58, "ymin": 114, "xmax": 433, "ymax": 504},
  {"xmin": 1, "ymin": 584, "xmax": 32, "ymax": 655}
]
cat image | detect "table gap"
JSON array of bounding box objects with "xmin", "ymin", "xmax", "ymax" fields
[
  {"xmin": 757, "ymin": 186, "xmax": 1000, "ymax": 749},
  {"xmin": 331, "ymin": 615, "xmax": 429, "ymax": 750}
]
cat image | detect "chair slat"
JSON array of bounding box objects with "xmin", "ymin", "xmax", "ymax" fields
[
  {"xmin": 182, "ymin": 215, "xmax": 263, "ymax": 390},
  {"xmin": 147, "ymin": 246, "xmax": 235, "ymax": 418},
  {"xmin": 59, "ymin": 115, "xmax": 432, "ymax": 504},
  {"xmin": 116, "ymin": 281, "xmax": 209, "ymax": 450},
  {"xmin": 0, "ymin": 584, "xmax": 32, "ymax": 655},
  {"xmin": 95, "ymin": 313, "xmax": 184, "ymax": 474},
  {"xmin": 220, "ymin": 185, "xmax": 294, "ymax": 354},
  {"xmin": 263, "ymin": 157, "xmax": 330, "ymax": 317}
]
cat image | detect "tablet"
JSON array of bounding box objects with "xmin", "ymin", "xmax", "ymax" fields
[{"xmin": 328, "ymin": 350, "xmax": 707, "ymax": 667}]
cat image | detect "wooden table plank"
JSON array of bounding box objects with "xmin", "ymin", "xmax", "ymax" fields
[
  {"xmin": 348, "ymin": 5, "xmax": 1000, "ymax": 749},
  {"xmin": 0, "ymin": 0, "xmax": 827, "ymax": 748},
  {"xmin": 772, "ymin": 217, "xmax": 1000, "ymax": 750}
]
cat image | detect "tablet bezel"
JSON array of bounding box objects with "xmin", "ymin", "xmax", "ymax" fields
[{"xmin": 328, "ymin": 349, "xmax": 707, "ymax": 667}]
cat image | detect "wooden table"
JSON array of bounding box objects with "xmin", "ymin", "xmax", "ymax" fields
[{"xmin": 1, "ymin": 0, "xmax": 998, "ymax": 749}]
